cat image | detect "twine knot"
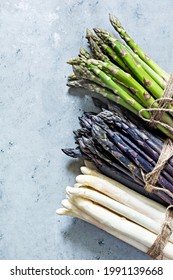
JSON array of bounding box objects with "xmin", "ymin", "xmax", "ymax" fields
[
  {"xmin": 139, "ymin": 74, "xmax": 173, "ymax": 134},
  {"xmin": 143, "ymin": 138, "xmax": 173, "ymax": 197}
]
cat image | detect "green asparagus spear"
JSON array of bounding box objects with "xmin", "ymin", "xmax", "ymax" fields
[
  {"xmin": 86, "ymin": 29, "xmax": 128, "ymax": 71},
  {"xmin": 67, "ymin": 79, "xmax": 138, "ymax": 114},
  {"xmin": 109, "ymin": 14, "xmax": 170, "ymax": 82},
  {"xmin": 123, "ymin": 45, "xmax": 166, "ymax": 89},
  {"xmin": 94, "ymin": 28, "xmax": 165, "ymax": 100}
]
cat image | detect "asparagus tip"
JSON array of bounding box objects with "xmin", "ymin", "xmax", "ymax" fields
[
  {"xmin": 67, "ymin": 80, "xmax": 81, "ymax": 88},
  {"xmin": 67, "ymin": 58, "xmax": 76, "ymax": 65},
  {"xmin": 61, "ymin": 148, "xmax": 78, "ymax": 158},
  {"xmin": 66, "ymin": 186, "xmax": 74, "ymax": 194},
  {"xmin": 61, "ymin": 199, "xmax": 71, "ymax": 209},
  {"xmin": 79, "ymin": 46, "xmax": 85, "ymax": 51},
  {"xmin": 68, "ymin": 73, "xmax": 77, "ymax": 80},
  {"xmin": 79, "ymin": 47, "xmax": 91, "ymax": 59},
  {"xmin": 109, "ymin": 14, "xmax": 122, "ymax": 28},
  {"xmin": 56, "ymin": 208, "xmax": 67, "ymax": 215},
  {"xmin": 80, "ymin": 166, "xmax": 91, "ymax": 175},
  {"xmin": 86, "ymin": 28, "xmax": 93, "ymax": 39},
  {"xmin": 93, "ymin": 27, "xmax": 101, "ymax": 34},
  {"xmin": 79, "ymin": 47, "xmax": 87, "ymax": 55},
  {"xmin": 67, "ymin": 57, "xmax": 85, "ymax": 65},
  {"xmin": 61, "ymin": 148, "xmax": 69, "ymax": 155},
  {"xmin": 93, "ymin": 27, "xmax": 109, "ymax": 41}
]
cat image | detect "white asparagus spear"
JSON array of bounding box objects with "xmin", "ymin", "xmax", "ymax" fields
[
  {"xmin": 56, "ymin": 203, "xmax": 149, "ymax": 255},
  {"xmin": 80, "ymin": 166, "xmax": 165, "ymax": 213},
  {"xmin": 74, "ymin": 183, "xmax": 85, "ymax": 188},
  {"xmin": 76, "ymin": 174, "xmax": 165, "ymax": 222},
  {"xmin": 77, "ymin": 167, "xmax": 164, "ymax": 217},
  {"xmin": 72, "ymin": 196, "xmax": 173, "ymax": 259},
  {"xmin": 66, "ymin": 186, "xmax": 173, "ymax": 244}
]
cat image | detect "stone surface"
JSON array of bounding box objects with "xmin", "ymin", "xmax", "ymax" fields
[{"xmin": 0, "ymin": 0, "xmax": 172, "ymax": 260}]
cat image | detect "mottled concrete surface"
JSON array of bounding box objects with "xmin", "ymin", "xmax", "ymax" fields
[{"xmin": 0, "ymin": 0, "xmax": 173, "ymax": 260}]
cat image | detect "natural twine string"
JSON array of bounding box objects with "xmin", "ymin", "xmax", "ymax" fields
[
  {"xmin": 139, "ymin": 74, "xmax": 173, "ymax": 258},
  {"xmin": 143, "ymin": 138, "xmax": 173, "ymax": 198},
  {"xmin": 147, "ymin": 206, "xmax": 173, "ymax": 259},
  {"xmin": 142, "ymin": 138, "xmax": 173, "ymax": 259},
  {"xmin": 139, "ymin": 74, "xmax": 173, "ymax": 133},
  {"xmin": 133, "ymin": 73, "xmax": 173, "ymax": 258}
]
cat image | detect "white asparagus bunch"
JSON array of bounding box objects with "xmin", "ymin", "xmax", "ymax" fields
[{"xmin": 57, "ymin": 163, "xmax": 173, "ymax": 259}]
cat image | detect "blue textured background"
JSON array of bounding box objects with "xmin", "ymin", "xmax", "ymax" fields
[{"xmin": 0, "ymin": 0, "xmax": 173, "ymax": 260}]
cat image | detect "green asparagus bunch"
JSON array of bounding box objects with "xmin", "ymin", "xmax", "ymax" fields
[{"xmin": 67, "ymin": 15, "xmax": 173, "ymax": 139}]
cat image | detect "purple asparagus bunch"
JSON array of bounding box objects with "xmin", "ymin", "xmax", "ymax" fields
[{"xmin": 62, "ymin": 108, "xmax": 173, "ymax": 206}]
